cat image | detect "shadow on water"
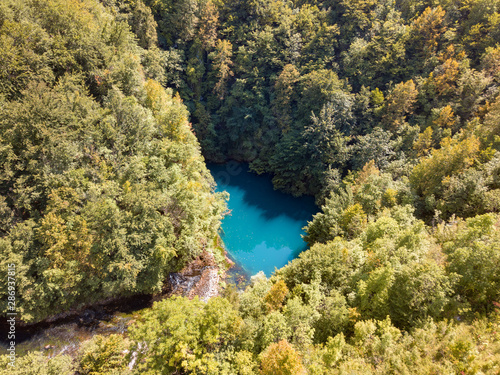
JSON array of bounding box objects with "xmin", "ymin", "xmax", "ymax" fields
[
  {"xmin": 291, "ymin": 243, "xmax": 308, "ymax": 259},
  {"xmin": 208, "ymin": 161, "xmax": 318, "ymax": 276},
  {"xmin": 208, "ymin": 162, "xmax": 318, "ymax": 222}
]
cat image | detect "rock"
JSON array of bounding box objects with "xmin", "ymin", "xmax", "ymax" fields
[
  {"xmin": 188, "ymin": 267, "xmax": 220, "ymax": 302},
  {"xmin": 166, "ymin": 250, "xmax": 223, "ymax": 302},
  {"xmin": 78, "ymin": 309, "xmax": 96, "ymax": 326}
]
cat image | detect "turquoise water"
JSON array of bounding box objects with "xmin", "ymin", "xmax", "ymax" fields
[{"xmin": 208, "ymin": 162, "xmax": 318, "ymax": 276}]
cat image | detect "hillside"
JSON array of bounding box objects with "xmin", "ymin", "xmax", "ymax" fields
[
  {"xmin": 0, "ymin": 0, "xmax": 226, "ymax": 323},
  {"xmin": 1, "ymin": 0, "xmax": 500, "ymax": 373}
]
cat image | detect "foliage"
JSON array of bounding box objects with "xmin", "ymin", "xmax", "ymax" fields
[
  {"xmin": 5, "ymin": 0, "xmax": 500, "ymax": 373},
  {"xmin": 259, "ymin": 340, "xmax": 305, "ymax": 375},
  {"xmin": 0, "ymin": 352, "xmax": 73, "ymax": 375},
  {"xmin": 439, "ymin": 214, "xmax": 500, "ymax": 312},
  {"xmin": 78, "ymin": 334, "xmax": 130, "ymax": 375},
  {"xmin": 130, "ymin": 296, "xmax": 243, "ymax": 374},
  {"xmin": 0, "ymin": 0, "xmax": 226, "ymax": 322}
]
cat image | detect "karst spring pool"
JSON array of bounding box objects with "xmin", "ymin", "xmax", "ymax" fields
[{"xmin": 208, "ymin": 162, "xmax": 318, "ymax": 276}]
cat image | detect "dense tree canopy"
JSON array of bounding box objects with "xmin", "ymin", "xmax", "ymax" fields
[
  {"xmin": 136, "ymin": 0, "xmax": 500, "ymax": 209},
  {"xmin": 2, "ymin": 0, "xmax": 500, "ymax": 373},
  {"xmin": 0, "ymin": 0, "xmax": 226, "ymax": 322}
]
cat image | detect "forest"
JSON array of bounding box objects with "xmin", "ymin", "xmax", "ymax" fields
[{"xmin": 0, "ymin": 0, "xmax": 499, "ymax": 373}]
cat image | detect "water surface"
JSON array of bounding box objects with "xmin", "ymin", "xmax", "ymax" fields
[{"xmin": 208, "ymin": 162, "xmax": 317, "ymax": 276}]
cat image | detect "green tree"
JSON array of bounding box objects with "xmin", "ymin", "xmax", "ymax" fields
[
  {"xmin": 210, "ymin": 39, "xmax": 234, "ymax": 100},
  {"xmin": 273, "ymin": 64, "xmax": 300, "ymax": 134},
  {"xmin": 130, "ymin": 296, "xmax": 243, "ymax": 374},
  {"xmin": 78, "ymin": 335, "xmax": 130, "ymax": 375},
  {"xmin": 442, "ymin": 214, "xmax": 500, "ymax": 312}
]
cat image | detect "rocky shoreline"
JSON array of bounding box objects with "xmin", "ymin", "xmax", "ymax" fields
[{"xmin": 166, "ymin": 250, "xmax": 235, "ymax": 302}]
